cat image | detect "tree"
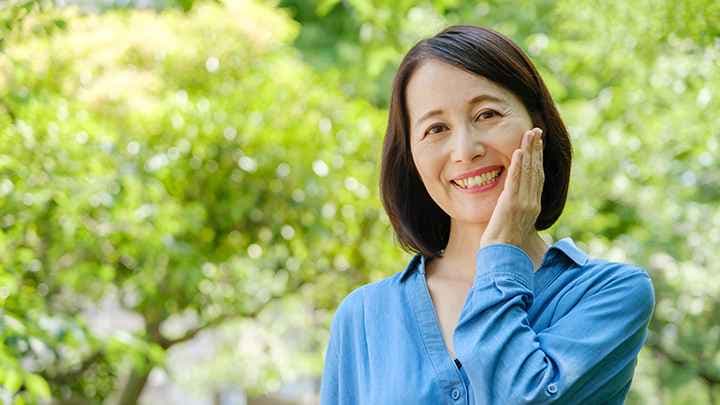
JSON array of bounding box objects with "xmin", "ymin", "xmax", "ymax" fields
[{"xmin": 1, "ymin": 0, "xmax": 402, "ymax": 403}]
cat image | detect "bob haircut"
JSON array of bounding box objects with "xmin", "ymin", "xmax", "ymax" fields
[{"xmin": 380, "ymin": 25, "xmax": 572, "ymax": 259}]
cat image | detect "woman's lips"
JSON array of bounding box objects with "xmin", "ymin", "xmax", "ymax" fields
[{"xmin": 451, "ymin": 167, "xmax": 504, "ymax": 193}]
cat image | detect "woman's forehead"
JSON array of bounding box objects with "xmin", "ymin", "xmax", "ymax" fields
[{"xmin": 406, "ymin": 60, "xmax": 517, "ymax": 120}]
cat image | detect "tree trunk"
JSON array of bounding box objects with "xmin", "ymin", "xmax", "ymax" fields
[{"xmin": 114, "ymin": 368, "xmax": 151, "ymax": 405}]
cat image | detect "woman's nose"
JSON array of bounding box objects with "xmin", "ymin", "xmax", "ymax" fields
[{"xmin": 451, "ymin": 126, "xmax": 485, "ymax": 163}]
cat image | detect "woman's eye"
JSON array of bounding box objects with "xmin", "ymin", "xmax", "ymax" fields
[
  {"xmin": 425, "ymin": 124, "xmax": 447, "ymax": 137},
  {"xmin": 476, "ymin": 110, "xmax": 500, "ymax": 120},
  {"xmin": 423, "ymin": 111, "xmax": 499, "ymax": 138}
]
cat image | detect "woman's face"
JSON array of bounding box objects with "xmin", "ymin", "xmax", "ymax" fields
[{"xmin": 406, "ymin": 59, "xmax": 534, "ymax": 225}]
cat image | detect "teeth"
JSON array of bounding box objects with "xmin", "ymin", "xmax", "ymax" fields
[{"xmin": 455, "ymin": 169, "xmax": 500, "ymax": 189}]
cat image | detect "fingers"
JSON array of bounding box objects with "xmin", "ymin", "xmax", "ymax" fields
[
  {"xmin": 518, "ymin": 128, "xmax": 536, "ymax": 204},
  {"xmin": 529, "ymin": 128, "xmax": 542, "ymax": 201},
  {"xmin": 508, "ymin": 128, "xmax": 544, "ymax": 202},
  {"xmin": 535, "ymin": 129, "xmax": 544, "ymax": 202},
  {"xmin": 520, "ymin": 126, "xmax": 531, "ymax": 150},
  {"xmin": 506, "ymin": 149, "xmax": 523, "ymax": 195}
]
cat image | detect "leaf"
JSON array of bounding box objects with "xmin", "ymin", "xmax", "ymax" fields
[
  {"xmin": 23, "ymin": 373, "xmax": 51, "ymax": 399},
  {"xmin": 2, "ymin": 369, "xmax": 21, "ymax": 394},
  {"xmin": 316, "ymin": 0, "xmax": 341, "ymax": 17}
]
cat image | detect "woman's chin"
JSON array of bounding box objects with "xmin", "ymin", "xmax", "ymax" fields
[{"xmin": 450, "ymin": 212, "xmax": 492, "ymax": 225}]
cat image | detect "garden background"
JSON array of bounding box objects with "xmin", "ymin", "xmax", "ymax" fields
[{"xmin": 1, "ymin": 0, "xmax": 719, "ymax": 403}]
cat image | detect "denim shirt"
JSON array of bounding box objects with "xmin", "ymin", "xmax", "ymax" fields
[{"xmin": 320, "ymin": 237, "xmax": 655, "ymax": 404}]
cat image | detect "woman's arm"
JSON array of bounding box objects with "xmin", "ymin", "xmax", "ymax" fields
[
  {"xmin": 319, "ymin": 289, "xmax": 364, "ymax": 405},
  {"xmin": 319, "ymin": 335, "xmax": 340, "ymax": 404},
  {"xmin": 453, "ymin": 243, "xmax": 655, "ymax": 404}
]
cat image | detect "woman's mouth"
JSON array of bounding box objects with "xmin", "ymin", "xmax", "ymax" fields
[{"xmin": 451, "ymin": 168, "xmax": 504, "ymax": 193}]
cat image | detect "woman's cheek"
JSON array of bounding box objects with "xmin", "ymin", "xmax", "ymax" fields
[{"xmin": 489, "ymin": 122, "xmax": 523, "ymax": 153}]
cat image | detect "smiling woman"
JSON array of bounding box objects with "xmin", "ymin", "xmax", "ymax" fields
[
  {"xmin": 407, "ymin": 60, "xmax": 544, "ymax": 255},
  {"xmin": 382, "ymin": 27, "xmax": 572, "ymax": 261},
  {"xmin": 320, "ymin": 25, "xmax": 655, "ymax": 405}
]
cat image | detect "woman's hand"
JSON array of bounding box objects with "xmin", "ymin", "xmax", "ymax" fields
[{"xmin": 479, "ymin": 127, "xmax": 544, "ymax": 250}]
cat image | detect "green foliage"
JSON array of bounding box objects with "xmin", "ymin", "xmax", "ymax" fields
[
  {"xmin": 0, "ymin": 0, "xmax": 66, "ymax": 51},
  {"xmin": 1, "ymin": 0, "xmax": 719, "ymax": 403},
  {"xmin": 1, "ymin": 0, "xmax": 402, "ymax": 402}
]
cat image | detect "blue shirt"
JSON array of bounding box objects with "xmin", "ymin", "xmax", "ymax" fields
[{"xmin": 320, "ymin": 237, "xmax": 655, "ymax": 404}]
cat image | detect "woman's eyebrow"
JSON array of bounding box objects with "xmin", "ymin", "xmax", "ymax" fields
[{"xmin": 413, "ymin": 94, "xmax": 506, "ymax": 129}]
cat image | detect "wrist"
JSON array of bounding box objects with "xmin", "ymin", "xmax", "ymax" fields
[{"xmin": 479, "ymin": 238, "xmax": 522, "ymax": 250}]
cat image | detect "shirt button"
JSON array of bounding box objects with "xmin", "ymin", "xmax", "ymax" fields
[
  {"xmin": 546, "ymin": 383, "xmax": 558, "ymax": 394},
  {"xmin": 451, "ymin": 387, "xmax": 461, "ymax": 400}
]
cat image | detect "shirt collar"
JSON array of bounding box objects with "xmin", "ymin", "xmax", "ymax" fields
[
  {"xmin": 551, "ymin": 237, "xmax": 589, "ymax": 267},
  {"xmin": 399, "ymin": 236, "xmax": 589, "ymax": 283}
]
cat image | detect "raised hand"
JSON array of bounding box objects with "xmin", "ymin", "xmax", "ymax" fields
[{"xmin": 478, "ymin": 127, "xmax": 544, "ymax": 250}]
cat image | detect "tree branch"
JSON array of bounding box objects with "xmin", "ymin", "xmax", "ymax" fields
[
  {"xmin": 646, "ymin": 336, "xmax": 720, "ymax": 385},
  {"xmin": 158, "ymin": 277, "xmax": 310, "ymax": 349},
  {"xmin": 41, "ymin": 350, "xmax": 104, "ymax": 385}
]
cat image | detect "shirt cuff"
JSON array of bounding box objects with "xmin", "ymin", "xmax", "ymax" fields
[{"xmin": 474, "ymin": 243, "xmax": 534, "ymax": 290}]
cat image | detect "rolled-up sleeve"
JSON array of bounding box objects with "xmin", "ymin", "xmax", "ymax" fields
[{"xmin": 453, "ymin": 243, "xmax": 655, "ymax": 404}]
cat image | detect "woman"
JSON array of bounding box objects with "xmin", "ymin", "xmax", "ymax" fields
[{"xmin": 320, "ymin": 25, "xmax": 655, "ymax": 404}]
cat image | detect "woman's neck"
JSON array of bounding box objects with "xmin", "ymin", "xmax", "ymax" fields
[{"xmin": 431, "ymin": 221, "xmax": 551, "ymax": 282}]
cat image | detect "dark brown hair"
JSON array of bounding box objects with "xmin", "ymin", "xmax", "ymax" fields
[{"xmin": 380, "ymin": 25, "xmax": 572, "ymax": 258}]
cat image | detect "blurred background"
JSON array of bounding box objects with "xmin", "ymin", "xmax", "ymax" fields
[{"xmin": 0, "ymin": 0, "xmax": 718, "ymax": 403}]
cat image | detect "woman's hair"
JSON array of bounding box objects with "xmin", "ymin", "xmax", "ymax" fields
[{"xmin": 380, "ymin": 25, "xmax": 572, "ymax": 258}]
